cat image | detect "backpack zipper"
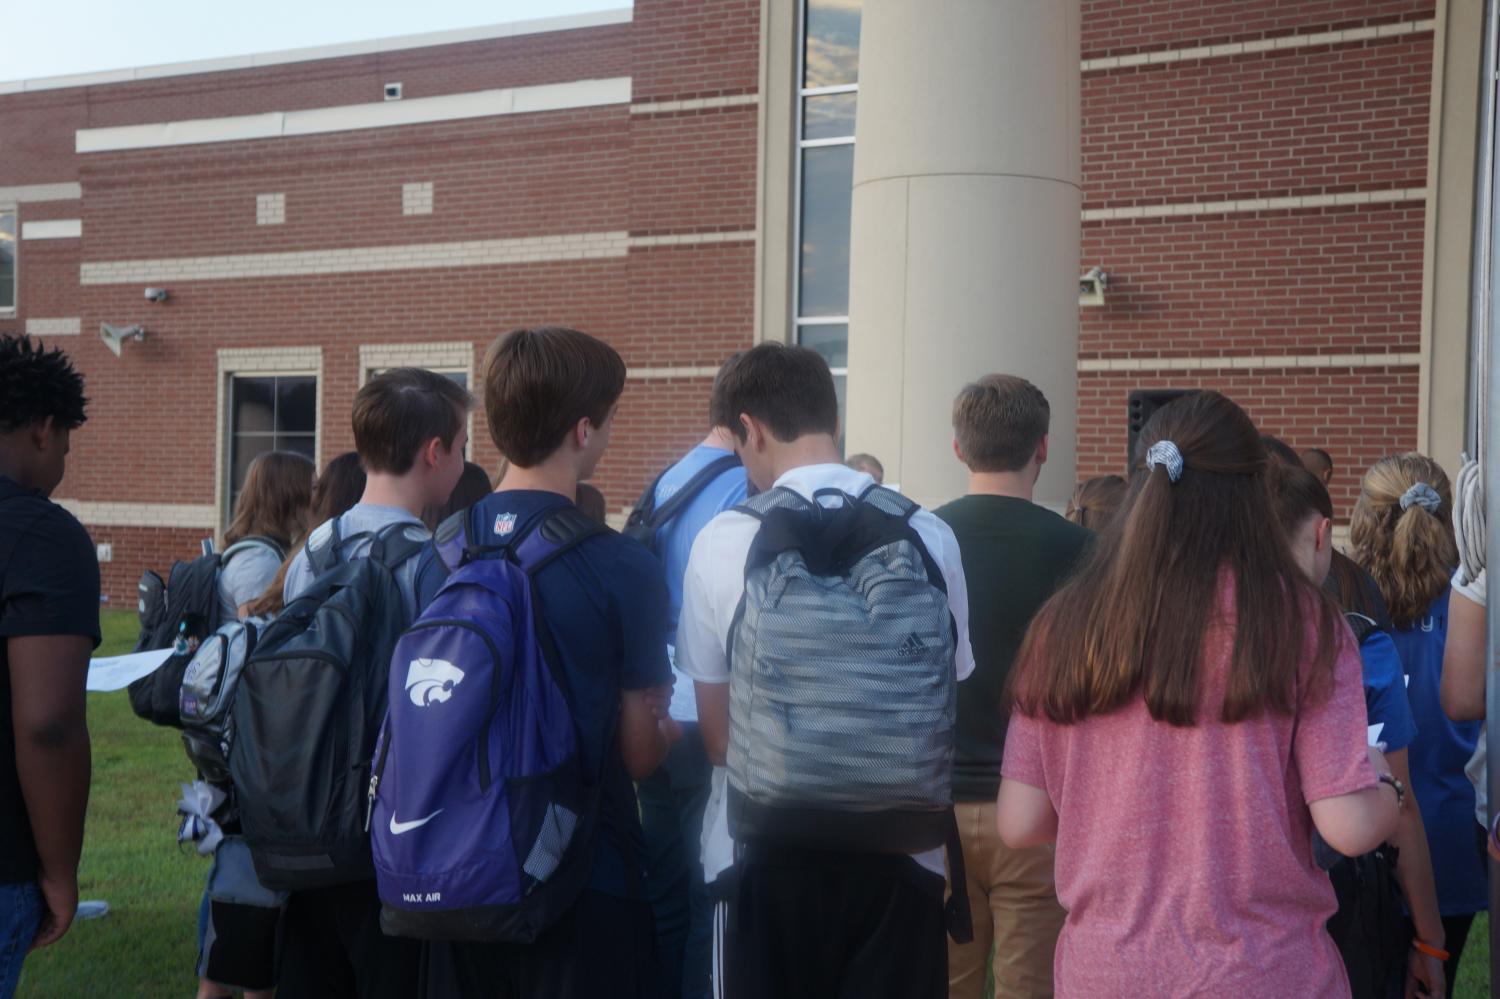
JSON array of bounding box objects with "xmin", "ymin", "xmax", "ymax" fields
[{"xmin": 366, "ymin": 722, "xmax": 392, "ymax": 833}]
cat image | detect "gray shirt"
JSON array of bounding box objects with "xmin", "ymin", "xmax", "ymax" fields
[
  {"xmin": 282, "ymin": 503, "xmax": 429, "ymax": 621},
  {"xmin": 216, "ymin": 542, "xmax": 284, "ymax": 622}
]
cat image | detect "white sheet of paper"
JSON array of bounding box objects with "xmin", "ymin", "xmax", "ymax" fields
[
  {"xmin": 87, "ymin": 648, "xmax": 173, "ymax": 692},
  {"xmin": 1367, "ymin": 722, "xmax": 1385, "ymax": 748}
]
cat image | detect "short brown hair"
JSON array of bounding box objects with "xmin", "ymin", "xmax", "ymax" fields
[
  {"xmin": 714, "ymin": 343, "xmax": 839, "ymax": 443},
  {"xmin": 483, "ymin": 327, "xmax": 626, "ymax": 467},
  {"xmin": 352, "ymin": 368, "xmax": 472, "ymax": 475},
  {"xmin": 952, "ymin": 375, "xmax": 1050, "ymax": 473}
]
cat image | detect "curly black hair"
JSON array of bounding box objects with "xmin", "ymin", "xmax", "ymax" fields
[{"xmin": 0, "ymin": 335, "xmax": 88, "ymax": 433}]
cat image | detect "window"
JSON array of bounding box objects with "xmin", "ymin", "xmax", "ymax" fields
[
  {"xmin": 795, "ymin": 0, "xmax": 861, "ymax": 420},
  {"xmin": 227, "ymin": 375, "xmax": 317, "ymax": 519},
  {"xmin": 0, "ymin": 207, "xmax": 15, "ymax": 313}
]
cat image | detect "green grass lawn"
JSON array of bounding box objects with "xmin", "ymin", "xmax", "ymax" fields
[
  {"xmin": 13, "ymin": 610, "xmax": 1497, "ymax": 995},
  {"xmin": 17, "ymin": 610, "xmax": 205, "ymax": 998}
]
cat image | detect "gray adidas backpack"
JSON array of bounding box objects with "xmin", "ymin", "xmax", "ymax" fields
[
  {"xmin": 179, "ymin": 616, "xmax": 263, "ymax": 785},
  {"xmin": 726, "ymin": 484, "xmax": 971, "ymax": 939}
]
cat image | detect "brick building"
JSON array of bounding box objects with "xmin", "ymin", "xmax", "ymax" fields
[{"xmin": 0, "ymin": 0, "xmax": 1477, "ymax": 601}]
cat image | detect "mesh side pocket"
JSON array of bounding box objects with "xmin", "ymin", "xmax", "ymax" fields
[
  {"xmin": 506, "ymin": 754, "xmax": 584, "ymax": 894},
  {"xmin": 521, "ymin": 804, "xmax": 579, "ymax": 885}
]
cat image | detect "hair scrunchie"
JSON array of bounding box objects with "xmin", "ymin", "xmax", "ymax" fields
[
  {"xmin": 1399, "ymin": 481, "xmax": 1441, "ymax": 514},
  {"xmin": 1146, "ymin": 440, "xmax": 1184, "ymax": 483}
]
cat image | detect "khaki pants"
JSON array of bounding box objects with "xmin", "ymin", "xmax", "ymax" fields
[{"xmin": 946, "ymin": 800, "xmax": 1065, "ymax": 999}]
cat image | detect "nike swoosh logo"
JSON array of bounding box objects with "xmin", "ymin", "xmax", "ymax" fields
[{"xmin": 388, "ymin": 809, "xmax": 442, "ymax": 835}]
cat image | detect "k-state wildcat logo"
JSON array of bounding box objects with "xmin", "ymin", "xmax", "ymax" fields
[
  {"xmin": 405, "ymin": 658, "xmax": 466, "ymax": 707},
  {"xmin": 494, "ymin": 512, "xmax": 518, "ymax": 536}
]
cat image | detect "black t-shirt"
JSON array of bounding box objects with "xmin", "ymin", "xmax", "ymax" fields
[
  {"xmin": 935, "ymin": 494, "xmax": 1091, "ymax": 802},
  {"xmin": 0, "ymin": 476, "xmax": 100, "ymax": 885}
]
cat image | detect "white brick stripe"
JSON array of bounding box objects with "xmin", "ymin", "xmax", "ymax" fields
[
  {"xmin": 0, "ymin": 182, "xmax": 81, "ymax": 203},
  {"xmin": 1077, "ymin": 352, "xmax": 1421, "ymax": 372},
  {"xmin": 55, "ymin": 500, "xmax": 218, "ymax": 530},
  {"xmin": 1083, "ymin": 187, "xmax": 1426, "ymax": 222},
  {"xmin": 626, "ymin": 230, "xmax": 757, "ymax": 248},
  {"xmin": 1082, "ymin": 18, "xmax": 1434, "ymax": 72},
  {"xmin": 630, "ymin": 93, "xmax": 759, "ymax": 114},
  {"xmin": 360, "ymin": 342, "xmax": 473, "ymax": 373},
  {"xmin": 626, "ymin": 366, "xmax": 720, "ymax": 380},
  {"xmin": 25, "ymin": 317, "xmax": 82, "ymax": 336},
  {"xmin": 3, "ymin": 10, "xmax": 632, "ymax": 94},
  {"xmin": 21, "ymin": 219, "xmax": 82, "ymax": 239},
  {"xmin": 81, "ymin": 231, "xmax": 631, "ymax": 284},
  {"xmin": 76, "ymin": 77, "xmax": 631, "ymax": 154}
]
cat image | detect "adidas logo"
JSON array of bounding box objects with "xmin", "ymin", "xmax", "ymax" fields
[{"xmin": 896, "ymin": 632, "xmax": 928, "ymax": 659}]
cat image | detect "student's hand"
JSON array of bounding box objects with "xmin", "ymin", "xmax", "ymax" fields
[
  {"xmin": 29, "ymin": 869, "xmax": 78, "ymax": 951},
  {"xmin": 644, "ymin": 683, "xmax": 674, "ymax": 720},
  {"xmin": 1405, "ymin": 945, "xmax": 1445, "ymax": 998}
]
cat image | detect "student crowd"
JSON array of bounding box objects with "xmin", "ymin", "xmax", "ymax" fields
[{"xmin": 0, "ymin": 328, "xmax": 1491, "ymax": 999}]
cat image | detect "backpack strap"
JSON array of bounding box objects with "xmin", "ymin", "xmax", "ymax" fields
[
  {"xmin": 513, "ymin": 507, "xmax": 608, "ymax": 576},
  {"xmin": 367, "ymin": 520, "xmax": 430, "ymax": 568},
  {"xmin": 641, "ymin": 455, "xmax": 742, "ymax": 532},
  {"xmin": 304, "ymin": 518, "xmax": 345, "ymax": 576},
  {"xmin": 1344, "ymin": 611, "xmax": 1380, "ymax": 647},
  {"xmin": 624, "ymin": 467, "xmax": 671, "ymax": 532},
  {"xmin": 221, "ymin": 535, "xmax": 286, "ymax": 566},
  {"xmin": 432, "ymin": 507, "xmax": 476, "ymax": 574}
]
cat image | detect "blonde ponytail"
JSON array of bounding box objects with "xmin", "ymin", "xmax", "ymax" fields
[{"xmin": 1350, "ymin": 453, "xmax": 1457, "ymax": 628}]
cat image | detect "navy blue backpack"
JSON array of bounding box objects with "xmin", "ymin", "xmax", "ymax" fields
[{"xmin": 371, "ymin": 505, "xmax": 609, "ymax": 942}]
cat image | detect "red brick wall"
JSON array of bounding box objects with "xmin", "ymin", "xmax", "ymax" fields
[
  {"xmin": 1081, "ymin": 0, "xmax": 1432, "ymax": 57},
  {"xmin": 1078, "ymin": 0, "xmax": 1435, "ymax": 517},
  {"xmin": 1076, "ymin": 365, "xmax": 1420, "ymax": 517},
  {"xmin": 0, "ymin": 0, "xmax": 759, "ymax": 602}
]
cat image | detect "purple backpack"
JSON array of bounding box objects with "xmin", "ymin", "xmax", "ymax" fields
[{"xmin": 371, "ymin": 505, "xmax": 606, "ymax": 942}]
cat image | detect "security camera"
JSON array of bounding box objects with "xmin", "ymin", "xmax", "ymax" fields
[
  {"xmin": 144, "ymin": 287, "xmax": 168, "ymax": 303},
  {"xmin": 1079, "ymin": 267, "xmax": 1109, "ymax": 307}
]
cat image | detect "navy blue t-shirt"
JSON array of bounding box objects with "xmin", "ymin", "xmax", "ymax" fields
[{"xmin": 413, "ymin": 489, "xmax": 672, "ymax": 897}]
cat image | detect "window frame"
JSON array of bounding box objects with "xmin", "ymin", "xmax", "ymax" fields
[
  {"xmin": 0, "ymin": 203, "xmax": 17, "ymax": 318},
  {"xmin": 792, "ymin": 1, "xmax": 857, "ymax": 386},
  {"xmin": 215, "ymin": 347, "xmax": 323, "ymax": 533}
]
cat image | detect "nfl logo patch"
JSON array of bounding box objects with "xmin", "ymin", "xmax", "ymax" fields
[{"xmin": 494, "ymin": 512, "xmax": 518, "ymax": 536}]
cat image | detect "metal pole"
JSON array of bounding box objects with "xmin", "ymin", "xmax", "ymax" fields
[{"xmin": 1482, "ymin": 0, "xmax": 1500, "ymax": 986}]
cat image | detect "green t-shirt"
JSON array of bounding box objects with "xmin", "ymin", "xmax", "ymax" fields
[{"xmin": 934, "ymin": 493, "xmax": 1092, "ymax": 801}]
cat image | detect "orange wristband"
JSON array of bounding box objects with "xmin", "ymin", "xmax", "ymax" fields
[{"xmin": 1411, "ymin": 939, "xmax": 1450, "ymax": 962}]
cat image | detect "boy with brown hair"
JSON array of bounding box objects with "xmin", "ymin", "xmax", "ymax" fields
[
  {"xmin": 274, "ymin": 366, "xmax": 471, "ymax": 999},
  {"xmin": 413, "ymin": 327, "xmax": 676, "ymax": 998},
  {"xmin": 936, "ymin": 373, "xmax": 1090, "ymax": 999}
]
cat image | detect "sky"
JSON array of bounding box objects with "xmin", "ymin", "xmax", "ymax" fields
[{"xmin": 5, "ymin": 0, "xmax": 630, "ymax": 83}]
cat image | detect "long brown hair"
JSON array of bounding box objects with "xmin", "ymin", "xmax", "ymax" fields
[
  {"xmin": 311, "ymin": 451, "xmax": 366, "ymax": 524},
  {"xmin": 225, "ymin": 451, "xmax": 314, "ymax": 548},
  {"xmin": 1350, "ymin": 453, "xmax": 1457, "ymax": 628},
  {"xmin": 1010, "ymin": 391, "xmax": 1341, "ymax": 727}
]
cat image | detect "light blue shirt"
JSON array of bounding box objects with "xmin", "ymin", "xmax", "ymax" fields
[
  {"xmin": 282, "ymin": 503, "xmax": 429, "ymax": 622},
  {"xmin": 652, "ymin": 445, "xmax": 747, "ymax": 722}
]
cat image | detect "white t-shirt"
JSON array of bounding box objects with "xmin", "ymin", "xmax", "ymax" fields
[{"xmin": 675, "ymin": 463, "xmax": 976, "ymax": 881}]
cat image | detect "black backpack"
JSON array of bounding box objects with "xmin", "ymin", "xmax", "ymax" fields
[
  {"xmin": 1323, "ymin": 610, "xmax": 1406, "ymax": 999},
  {"xmin": 623, "ymin": 454, "xmax": 741, "ymax": 556},
  {"xmin": 228, "ymin": 520, "xmax": 427, "ymax": 891},
  {"xmin": 127, "ymin": 537, "xmax": 285, "ymax": 728}
]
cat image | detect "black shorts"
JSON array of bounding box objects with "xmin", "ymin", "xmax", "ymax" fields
[
  {"xmin": 720, "ymin": 846, "xmax": 948, "ymax": 999},
  {"xmin": 419, "ymin": 890, "xmax": 658, "ymax": 999}
]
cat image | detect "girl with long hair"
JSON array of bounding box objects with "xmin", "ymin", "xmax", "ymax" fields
[
  {"xmin": 997, "ymin": 392, "xmax": 1399, "ymax": 997},
  {"xmin": 1271, "ymin": 463, "xmax": 1444, "ymax": 998},
  {"xmin": 1351, "ymin": 454, "xmax": 1487, "ymax": 995},
  {"xmin": 216, "ymin": 450, "xmax": 314, "ymax": 621}
]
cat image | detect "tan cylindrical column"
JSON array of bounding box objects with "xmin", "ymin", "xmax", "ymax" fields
[{"xmin": 845, "ymin": 0, "xmax": 1082, "ymax": 510}]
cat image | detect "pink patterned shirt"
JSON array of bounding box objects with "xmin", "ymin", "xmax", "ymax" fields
[{"xmin": 1002, "ymin": 588, "xmax": 1375, "ymax": 998}]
